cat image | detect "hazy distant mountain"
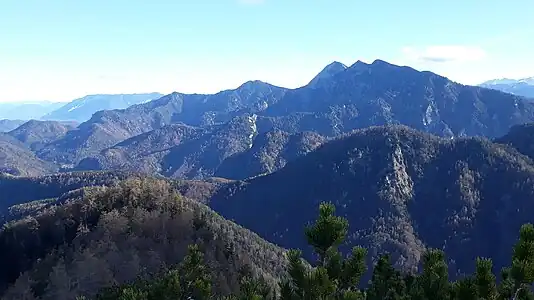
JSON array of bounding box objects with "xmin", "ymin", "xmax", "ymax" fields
[
  {"xmin": 479, "ymin": 77, "xmax": 534, "ymax": 98},
  {"xmin": 0, "ymin": 101, "xmax": 64, "ymax": 120},
  {"xmin": 42, "ymin": 93, "xmax": 163, "ymax": 122},
  {"xmin": 0, "ymin": 133, "xmax": 57, "ymax": 176},
  {"xmin": 8, "ymin": 120, "xmax": 78, "ymax": 151},
  {"xmin": 0, "ymin": 120, "xmax": 25, "ymax": 132}
]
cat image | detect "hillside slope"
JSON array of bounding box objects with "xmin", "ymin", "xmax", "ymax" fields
[
  {"xmin": 0, "ymin": 178, "xmax": 286, "ymax": 299},
  {"xmin": 38, "ymin": 60, "xmax": 534, "ymax": 170},
  {"xmin": 0, "ymin": 134, "xmax": 57, "ymax": 176},
  {"xmin": 38, "ymin": 82, "xmax": 287, "ymax": 165},
  {"xmin": 76, "ymin": 116, "xmax": 325, "ymax": 180},
  {"xmin": 261, "ymin": 60, "xmax": 534, "ymax": 138},
  {"xmin": 0, "ymin": 171, "xmax": 131, "ymax": 213},
  {"xmin": 0, "ymin": 120, "xmax": 25, "ymax": 133},
  {"xmin": 210, "ymin": 125, "xmax": 534, "ymax": 277},
  {"xmin": 8, "ymin": 120, "xmax": 77, "ymax": 151}
]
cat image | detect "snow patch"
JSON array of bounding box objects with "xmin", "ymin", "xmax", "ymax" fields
[
  {"xmin": 423, "ymin": 104, "xmax": 435, "ymax": 126},
  {"xmin": 247, "ymin": 114, "xmax": 257, "ymax": 149},
  {"xmin": 67, "ymin": 103, "xmax": 83, "ymax": 112}
]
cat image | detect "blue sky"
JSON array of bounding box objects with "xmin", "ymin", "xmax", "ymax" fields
[{"xmin": 1, "ymin": 0, "xmax": 533, "ymax": 102}]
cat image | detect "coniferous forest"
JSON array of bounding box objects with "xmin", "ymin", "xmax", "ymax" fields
[
  {"xmin": 90, "ymin": 200, "xmax": 534, "ymax": 300},
  {"xmin": 0, "ymin": 176, "xmax": 533, "ymax": 299}
]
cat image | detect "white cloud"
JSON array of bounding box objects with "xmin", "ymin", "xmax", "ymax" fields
[{"xmin": 402, "ymin": 45, "xmax": 487, "ymax": 63}]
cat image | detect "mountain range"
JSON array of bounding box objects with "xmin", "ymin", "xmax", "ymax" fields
[
  {"xmin": 4, "ymin": 59, "xmax": 534, "ymax": 298},
  {"xmin": 25, "ymin": 59, "xmax": 534, "ymax": 179},
  {"xmin": 480, "ymin": 77, "xmax": 534, "ymax": 98},
  {"xmin": 3, "ymin": 60, "xmax": 534, "ymax": 178},
  {"xmin": 0, "ymin": 102, "xmax": 64, "ymax": 120},
  {"xmin": 209, "ymin": 124, "xmax": 534, "ymax": 276},
  {"xmin": 41, "ymin": 93, "xmax": 163, "ymax": 122},
  {"xmin": 0, "ymin": 93, "xmax": 162, "ymax": 125}
]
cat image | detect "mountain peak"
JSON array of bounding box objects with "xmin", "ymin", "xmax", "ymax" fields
[
  {"xmin": 238, "ymin": 80, "xmax": 270, "ymax": 89},
  {"xmin": 480, "ymin": 78, "xmax": 519, "ymax": 86},
  {"xmin": 519, "ymin": 77, "xmax": 534, "ymax": 85},
  {"xmin": 371, "ymin": 59, "xmax": 399, "ymax": 68},
  {"xmin": 479, "ymin": 77, "xmax": 534, "ymax": 98},
  {"xmin": 481, "ymin": 77, "xmax": 534, "ymax": 86},
  {"xmin": 325, "ymin": 61, "xmax": 348, "ymax": 70},
  {"xmin": 307, "ymin": 61, "xmax": 348, "ymax": 88}
]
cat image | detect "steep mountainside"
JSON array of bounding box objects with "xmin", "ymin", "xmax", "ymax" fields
[
  {"xmin": 41, "ymin": 93, "xmax": 163, "ymax": 122},
  {"xmin": 38, "ymin": 60, "xmax": 534, "ymax": 170},
  {"xmin": 480, "ymin": 78, "xmax": 534, "ymax": 98},
  {"xmin": 0, "ymin": 178, "xmax": 286, "ymax": 299},
  {"xmin": 210, "ymin": 125, "xmax": 534, "ymax": 278},
  {"xmin": 0, "ymin": 120, "xmax": 25, "ymax": 133},
  {"xmin": 8, "ymin": 120, "xmax": 77, "ymax": 151},
  {"xmin": 38, "ymin": 82, "xmax": 287, "ymax": 165},
  {"xmin": 0, "ymin": 134, "xmax": 57, "ymax": 177},
  {"xmin": 214, "ymin": 129, "xmax": 325, "ymax": 179},
  {"xmin": 307, "ymin": 61, "xmax": 348, "ymax": 88},
  {"xmin": 261, "ymin": 60, "xmax": 534, "ymax": 138},
  {"xmin": 495, "ymin": 122, "xmax": 534, "ymax": 161},
  {"xmin": 76, "ymin": 116, "xmax": 325, "ymax": 180},
  {"xmin": 75, "ymin": 123, "xmax": 203, "ymax": 174}
]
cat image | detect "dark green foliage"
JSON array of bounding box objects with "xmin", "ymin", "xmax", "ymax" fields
[
  {"xmin": 96, "ymin": 244, "xmax": 212, "ymax": 300},
  {"xmin": 412, "ymin": 250, "xmax": 450, "ymax": 300},
  {"xmin": 281, "ymin": 202, "xmax": 367, "ymax": 299},
  {"xmin": 366, "ymin": 255, "xmax": 408, "ymax": 300},
  {"xmin": 305, "ymin": 202, "xmax": 349, "ymax": 262},
  {"xmin": 474, "ymin": 258, "xmax": 498, "ymax": 299}
]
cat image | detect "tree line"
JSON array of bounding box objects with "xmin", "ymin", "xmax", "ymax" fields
[{"xmin": 91, "ymin": 202, "xmax": 534, "ymax": 300}]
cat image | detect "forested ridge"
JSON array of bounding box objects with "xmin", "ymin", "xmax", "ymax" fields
[
  {"xmin": 1, "ymin": 176, "xmax": 534, "ymax": 299},
  {"xmin": 0, "ymin": 178, "xmax": 286, "ymax": 299},
  {"xmin": 84, "ymin": 202, "xmax": 534, "ymax": 299}
]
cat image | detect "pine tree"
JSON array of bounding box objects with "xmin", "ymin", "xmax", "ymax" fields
[
  {"xmin": 281, "ymin": 202, "xmax": 366, "ymax": 300},
  {"xmin": 226, "ymin": 265, "xmax": 274, "ymax": 300},
  {"xmin": 147, "ymin": 269, "xmax": 182, "ymax": 300},
  {"xmin": 179, "ymin": 244, "xmax": 212, "ymax": 300},
  {"xmin": 411, "ymin": 249, "xmax": 450, "ymax": 300},
  {"xmin": 474, "ymin": 258, "xmax": 497, "ymax": 300},
  {"xmin": 305, "ymin": 202, "xmax": 348, "ymax": 265},
  {"xmin": 451, "ymin": 276, "xmax": 477, "ymax": 300},
  {"xmin": 506, "ymin": 223, "xmax": 534, "ymax": 300},
  {"xmin": 366, "ymin": 254, "xmax": 408, "ymax": 300}
]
